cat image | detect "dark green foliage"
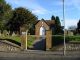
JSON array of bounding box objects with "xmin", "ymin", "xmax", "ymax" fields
[
  {"xmin": 55, "ymin": 16, "xmax": 61, "ymax": 26},
  {"xmin": 29, "ymin": 24, "xmax": 35, "ymax": 35},
  {"xmin": 52, "ymin": 35, "xmax": 80, "ymax": 46},
  {"xmin": 7, "ymin": 7, "xmax": 37, "ymax": 34},
  {"xmin": 52, "ymin": 36, "xmax": 63, "ymax": 46},
  {"xmin": 51, "ymin": 15, "xmax": 55, "ymax": 20},
  {"xmin": 0, "ymin": 0, "xmax": 5, "ymax": 3},
  {"xmin": 52, "ymin": 36, "xmax": 68, "ymax": 46},
  {"xmin": 0, "ymin": 0, "xmax": 12, "ymax": 31},
  {"xmin": 0, "ymin": 0, "xmax": 37, "ymax": 34},
  {"xmin": 41, "ymin": 18, "xmax": 44, "ymax": 20},
  {"xmin": 77, "ymin": 20, "xmax": 80, "ymax": 29},
  {"xmin": 54, "ymin": 16, "xmax": 63, "ymax": 34},
  {"xmin": 77, "ymin": 20, "xmax": 80, "ymax": 34},
  {"xmin": 67, "ymin": 36, "xmax": 80, "ymax": 41}
]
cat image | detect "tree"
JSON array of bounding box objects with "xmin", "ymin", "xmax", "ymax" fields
[
  {"xmin": 68, "ymin": 25, "xmax": 77, "ymax": 35},
  {"xmin": 51, "ymin": 15, "xmax": 55, "ymax": 20},
  {"xmin": 41, "ymin": 18, "xmax": 44, "ymax": 20},
  {"xmin": 77, "ymin": 20, "xmax": 80, "ymax": 34},
  {"xmin": 7, "ymin": 7, "xmax": 37, "ymax": 34},
  {"xmin": 55, "ymin": 16, "xmax": 61, "ymax": 26},
  {"xmin": 0, "ymin": 0, "xmax": 12, "ymax": 31},
  {"xmin": 68, "ymin": 26, "xmax": 77, "ymax": 30},
  {"xmin": 54, "ymin": 16, "xmax": 63, "ymax": 34},
  {"xmin": 77, "ymin": 20, "xmax": 80, "ymax": 29}
]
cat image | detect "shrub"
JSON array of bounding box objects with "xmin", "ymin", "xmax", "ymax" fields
[
  {"xmin": 52, "ymin": 35, "xmax": 64, "ymax": 46},
  {"xmin": 67, "ymin": 36, "xmax": 80, "ymax": 41},
  {"xmin": 52, "ymin": 35, "xmax": 80, "ymax": 46}
]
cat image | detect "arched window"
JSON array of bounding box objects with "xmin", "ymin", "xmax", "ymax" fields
[{"xmin": 40, "ymin": 26, "xmax": 46, "ymax": 36}]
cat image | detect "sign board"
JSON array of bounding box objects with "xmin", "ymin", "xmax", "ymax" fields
[{"xmin": 22, "ymin": 32, "xmax": 26, "ymax": 35}]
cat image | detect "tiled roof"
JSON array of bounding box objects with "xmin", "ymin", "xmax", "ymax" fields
[
  {"xmin": 45, "ymin": 20, "xmax": 55, "ymax": 26},
  {"xmin": 35, "ymin": 20, "xmax": 55, "ymax": 26}
]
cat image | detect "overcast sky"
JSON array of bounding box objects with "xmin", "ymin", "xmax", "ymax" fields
[{"xmin": 5, "ymin": 0, "xmax": 80, "ymax": 29}]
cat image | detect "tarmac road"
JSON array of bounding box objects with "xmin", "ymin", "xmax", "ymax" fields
[
  {"xmin": 0, "ymin": 57, "xmax": 80, "ymax": 60},
  {"xmin": 0, "ymin": 50, "xmax": 80, "ymax": 60}
]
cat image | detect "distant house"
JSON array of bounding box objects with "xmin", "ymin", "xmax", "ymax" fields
[{"xmin": 35, "ymin": 20, "xmax": 55, "ymax": 39}]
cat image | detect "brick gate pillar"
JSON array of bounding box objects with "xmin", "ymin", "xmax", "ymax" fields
[
  {"xmin": 46, "ymin": 30, "xmax": 52, "ymax": 50},
  {"xmin": 21, "ymin": 30, "xmax": 27, "ymax": 50}
]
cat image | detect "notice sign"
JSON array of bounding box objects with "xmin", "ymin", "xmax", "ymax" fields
[{"xmin": 22, "ymin": 32, "xmax": 26, "ymax": 35}]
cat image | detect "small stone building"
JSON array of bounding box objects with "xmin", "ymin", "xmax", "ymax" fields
[
  {"xmin": 35, "ymin": 20, "xmax": 55, "ymax": 50},
  {"xmin": 35, "ymin": 20, "xmax": 55, "ymax": 39}
]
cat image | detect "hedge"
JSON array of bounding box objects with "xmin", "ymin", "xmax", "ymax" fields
[{"xmin": 52, "ymin": 35, "xmax": 80, "ymax": 46}]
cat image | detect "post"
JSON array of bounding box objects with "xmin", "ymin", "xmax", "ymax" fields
[
  {"xmin": 63, "ymin": 0, "xmax": 66, "ymax": 55},
  {"xmin": 21, "ymin": 30, "xmax": 28, "ymax": 50},
  {"xmin": 25, "ymin": 30, "xmax": 28, "ymax": 50}
]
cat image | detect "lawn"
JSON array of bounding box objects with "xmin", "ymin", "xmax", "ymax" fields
[
  {"xmin": 0, "ymin": 35, "xmax": 21, "ymax": 46},
  {"xmin": 0, "ymin": 35, "xmax": 35, "ymax": 47},
  {"xmin": 67, "ymin": 35, "xmax": 80, "ymax": 41},
  {"xmin": 27, "ymin": 35, "xmax": 35, "ymax": 47},
  {"xmin": 0, "ymin": 35, "xmax": 80, "ymax": 48}
]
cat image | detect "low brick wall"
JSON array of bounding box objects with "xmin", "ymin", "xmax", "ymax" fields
[
  {"xmin": 52, "ymin": 43, "xmax": 80, "ymax": 51},
  {"xmin": 66, "ymin": 43, "xmax": 80, "ymax": 51},
  {"xmin": 0, "ymin": 40, "xmax": 21, "ymax": 52}
]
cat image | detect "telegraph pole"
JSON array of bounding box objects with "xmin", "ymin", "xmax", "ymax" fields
[{"xmin": 63, "ymin": 0, "xmax": 66, "ymax": 55}]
